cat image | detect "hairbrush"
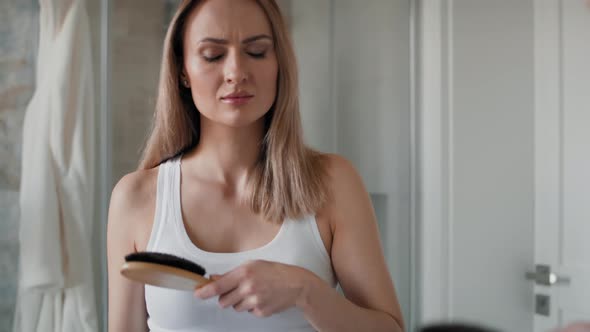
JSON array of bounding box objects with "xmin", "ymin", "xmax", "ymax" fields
[{"xmin": 120, "ymin": 251, "xmax": 211, "ymax": 291}]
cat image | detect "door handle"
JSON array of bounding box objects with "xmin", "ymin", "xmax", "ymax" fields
[{"xmin": 525, "ymin": 264, "xmax": 571, "ymax": 286}]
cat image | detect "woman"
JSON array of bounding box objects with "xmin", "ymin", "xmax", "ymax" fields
[{"xmin": 107, "ymin": 0, "xmax": 404, "ymax": 331}]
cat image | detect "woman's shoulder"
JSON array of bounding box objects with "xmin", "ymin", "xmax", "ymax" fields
[
  {"xmin": 315, "ymin": 153, "xmax": 366, "ymax": 211},
  {"xmin": 319, "ymin": 153, "xmax": 362, "ymax": 187},
  {"xmin": 313, "ymin": 153, "xmax": 370, "ymax": 244},
  {"xmin": 107, "ymin": 167, "xmax": 160, "ymax": 250},
  {"xmin": 110, "ymin": 167, "xmax": 160, "ymax": 210}
]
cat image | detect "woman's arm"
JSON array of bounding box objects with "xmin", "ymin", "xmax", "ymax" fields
[
  {"xmin": 107, "ymin": 172, "xmax": 155, "ymax": 331},
  {"xmin": 298, "ymin": 154, "xmax": 404, "ymax": 332}
]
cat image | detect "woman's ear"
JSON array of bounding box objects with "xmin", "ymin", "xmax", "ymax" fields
[{"xmin": 180, "ymin": 71, "xmax": 190, "ymax": 88}]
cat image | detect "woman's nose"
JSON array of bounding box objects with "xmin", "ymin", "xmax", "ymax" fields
[{"xmin": 224, "ymin": 51, "xmax": 248, "ymax": 85}]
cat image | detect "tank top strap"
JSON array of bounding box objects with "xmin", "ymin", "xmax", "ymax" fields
[
  {"xmin": 145, "ymin": 157, "xmax": 181, "ymax": 251},
  {"xmin": 285, "ymin": 215, "xmax": 332, "ymax": 264}
]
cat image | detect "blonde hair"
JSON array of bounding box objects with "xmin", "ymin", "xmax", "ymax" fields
[{"xmin": 139, "ymin": 0, "xmax": 328, "ymax": 223}]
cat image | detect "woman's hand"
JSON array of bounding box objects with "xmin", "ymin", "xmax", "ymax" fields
[{"xmin": 194, "ymin": 260, "xmax": 317, "ymax": 318}]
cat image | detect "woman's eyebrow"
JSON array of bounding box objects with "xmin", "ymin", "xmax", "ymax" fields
[{"xmin": 198, "ymin": 34, "xmax": 273, "ymax": 45}]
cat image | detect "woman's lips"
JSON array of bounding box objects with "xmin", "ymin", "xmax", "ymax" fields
[{"xmin": 221, "ymin": 95, "xmax": 253, "ymax": 106}]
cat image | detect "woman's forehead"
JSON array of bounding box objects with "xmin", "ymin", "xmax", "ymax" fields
[{"xmin": 185, "ymin": 0, "xmax": 273, "ymax": 43}]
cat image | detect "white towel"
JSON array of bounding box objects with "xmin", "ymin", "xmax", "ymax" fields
[{"xmin": 14, "ymin": 0, "xmax": 98, "ymax": 330}]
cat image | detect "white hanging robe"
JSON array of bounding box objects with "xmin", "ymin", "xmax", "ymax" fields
[{"xmin": 14, "ymin": 0, "xmax": 98, "ymax": 330}]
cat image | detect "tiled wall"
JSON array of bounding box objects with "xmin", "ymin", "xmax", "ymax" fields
[
  {"xmin": 111, "ymin": 0, "xmax": 179, "ymax": 186},
  {"xmin": 0, "ymin": 1, "xmax": 37, "ymax": 330},
  {"xmin": 0, "ymin": 190, "xmax": 20, "ymax": 332}
]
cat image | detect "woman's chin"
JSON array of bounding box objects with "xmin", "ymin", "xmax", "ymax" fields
[{"xmin": 216, "ymin": 112, "xmax": 267, "ymax": 129}]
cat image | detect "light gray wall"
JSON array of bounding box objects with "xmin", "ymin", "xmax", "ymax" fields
[
  {"xmin": 288, "ymin": 0, "xmax": 413, "ymax": 324},
  {"xmin": 289, "ymin": 0, "xmax": 336, "ymax": 154}
]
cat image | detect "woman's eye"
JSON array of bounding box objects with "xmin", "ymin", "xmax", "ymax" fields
[
  {"xmin": 248, "ymin": 52, "xmax": 266, "ymax": 59},
  {"xmin": 201, "ymin": 50, "xmax": 267, "ymax": 62},
  {"xmin": 203, "ymin": 54, "xmax": 224, "ymax": 62}
]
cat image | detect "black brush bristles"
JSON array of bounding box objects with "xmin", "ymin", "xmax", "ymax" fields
[{"xmin": 125, "ymin": 252, "xmax": 206, "ymax": 276}]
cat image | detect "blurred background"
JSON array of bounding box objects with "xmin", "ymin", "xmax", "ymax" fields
[{"xmin": 1, "ymin": 1, "xmax": 588, "ymax": 332}]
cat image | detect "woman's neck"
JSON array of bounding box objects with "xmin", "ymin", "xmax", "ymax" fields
[{"xmin": 183, "ymin": 117, "xmax": 265, "ymax": 187}]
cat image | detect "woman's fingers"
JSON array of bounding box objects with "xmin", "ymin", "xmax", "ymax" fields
[
  {"xmin": 232, "ymin": 299, "xmax": 249, "ymax": 312},
  {"xmin": 232, "ymin": 296, "xmax": 259, "ymax": 312},
  {"xmin": 195, "ymin": 261, "xmax": 296, "ymax": 318},
  {"xmin": 217, "ymin": 288, "xmax": 242, "ymax": 308},
  {"xmin": 195, "ymin": 272, "xmax": 239, "ymax": 299}
]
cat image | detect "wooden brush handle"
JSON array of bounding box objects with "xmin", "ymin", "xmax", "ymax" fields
[{"xmin": 121, "ymin": 261, "xmax": 211, "ymax": 291}]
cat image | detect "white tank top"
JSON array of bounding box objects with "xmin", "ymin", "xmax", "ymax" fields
[{"xmin": 144, "ymin": 157, "xmax": 337, "ymax": 332}]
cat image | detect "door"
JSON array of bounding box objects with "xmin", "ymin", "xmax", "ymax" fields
[
  {"xmin": 419, "ymin": 0, "xmax": 589, "ymax": 331},
  {"xmin": 419, "ymin": 0, "xmax": 536, "ymax": 330},
  {"xmin": 534, "ymin": 0, "xmax": 590, "ymax": 330}
]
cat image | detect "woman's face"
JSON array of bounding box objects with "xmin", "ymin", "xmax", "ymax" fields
[{"xmin": 182, "ymin": 0, "xmax": 278, "ymax": 129}]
